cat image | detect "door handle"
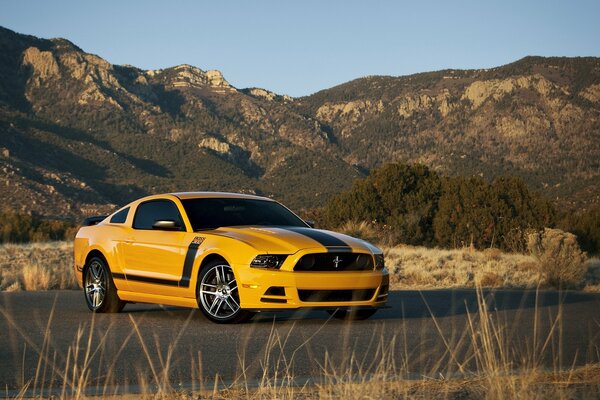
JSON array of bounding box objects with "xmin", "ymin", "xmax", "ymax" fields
[{"xmin": 124, "ymin": 237, "xmax": 134, "ymax": 243}]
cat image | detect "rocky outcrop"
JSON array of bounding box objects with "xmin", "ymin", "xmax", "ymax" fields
[
  {"xmin": 316, "ymin": 100, "xmax": 384, "ymax": 124},
  {"xmin": 245, "ymin": 88, "xmax": 293, "ymax": 103},
  {"xmin": 77, "ymin": 85, "xmax": 122, "ymax": 109},
  {"xmin": 580, "ymin": 84, "xmax": 600, "ymax": 103},
  {"xmin": 494, "ymin": 108, "xmax": 551, "ymax": 138},
  {"xmin": 22, "ymin": 44, "xmax": 143, "ymax": 110},
  {"xmin": 159, "ymin": 64, "xmax": 234, "ymax": 92},
  {"xmin": 396, "ymin": 94, "xmax": 432, "ymax": 117},
  {"xmin": 461, "ymin": 74, "xmax": 567, "ymax": 109},
  {"xmin": 21, "ymin": 47, "xmax": 60, "ymax": 85},
  {"xmin": 395, "ymin": 89, "xmax": 455, "ymax": 118},
  {"xmin": 248, "ymin": 88, "xmax": 276, "ymax": 101},
  {"xmin": 199, "ymin": 137, "xmax": 231, "ymax": 154}
]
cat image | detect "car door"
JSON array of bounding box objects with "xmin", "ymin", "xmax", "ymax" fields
[{"xmin": 121, "ymin": 199, "xmax": 190, "ymax": 296}]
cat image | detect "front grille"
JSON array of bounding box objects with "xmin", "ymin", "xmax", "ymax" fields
[
  {"xmin": 298, "ymin": 289, "xmax": 376, "ymax": 302},
  {"xmin": 294, "ymin": 253, "xmax": 374, "ymax": 271}
]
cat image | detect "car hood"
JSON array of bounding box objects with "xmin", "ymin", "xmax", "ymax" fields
[{"xmin": 209, "ymin": 226, "xmax": 380, "ymax": 255}]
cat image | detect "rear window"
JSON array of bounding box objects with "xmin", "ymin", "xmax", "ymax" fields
[
  {"xmin": 181, "ymin": 198, "xmax": 307, "ymax": 231},
  {"xmin": 110, "ymin": 207, "xmax": 129, "ymax": 224}
]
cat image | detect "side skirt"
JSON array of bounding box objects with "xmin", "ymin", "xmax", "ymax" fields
[{"xmin": 118, "ymin": 290, "xmax": 199, "ymax": 309}]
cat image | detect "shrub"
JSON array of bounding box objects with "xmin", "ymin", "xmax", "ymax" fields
[
  {"xmin": 324, "ymin": 162, "xmax": 556, "ymax": 251},
  {"xmin": 527, "ymin": 228, "xmax": 588, "ymax": 289},
  {"xmin": 560, "ymin": 207, "xmax": 600, "ymax": 254},
  {"xmin": 0, "ymin": 209, "xmax": 76, "ymax": 243}
]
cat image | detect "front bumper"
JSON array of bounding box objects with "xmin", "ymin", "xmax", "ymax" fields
[{"xmin": 234, "ymin": 265, "xmax": 389, "ymax": 310}]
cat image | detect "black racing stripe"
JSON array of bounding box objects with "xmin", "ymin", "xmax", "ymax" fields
[
  {"xmin": 280, "ymin": 227, "xmax": 352, "ymax": 250},
  {"xmin": 122, "ymin": 274, "xmax": 179, "ymax": 286},
  {"xmin": 112, "ymin": 272, "xmax": 126, "ymax": 280},
  {"xmin": 179, "ymin": 242, "xmax": 200, "ymax": 288}
]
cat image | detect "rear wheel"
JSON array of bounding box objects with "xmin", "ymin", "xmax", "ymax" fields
[
  {"xmin": 197, "ymin": 260, "xmax": 254, "ymax": 324},
  {"xmin": 327, "ymin": 308, "xmax": 378, "ymax": 320},
  {"xmin": 83, "ymin": 256, "xmax": 125, "ymax": 313}
]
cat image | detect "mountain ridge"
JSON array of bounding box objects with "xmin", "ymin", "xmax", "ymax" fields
[{"xmin": 0, "ymin": 26, "xmax": 598, "ymax": 219}]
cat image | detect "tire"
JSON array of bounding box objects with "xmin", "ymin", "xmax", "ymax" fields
[
  {"xmin": 83, "ymin": 256, "xmax": 125, "ymax": 313},
  {"xmin": 197, "ymin": 260, "xmax": 254, "ymax": 324},
  {"xmin": 327, "ymin": 308, "xmax": 378, "ymax": 321}
]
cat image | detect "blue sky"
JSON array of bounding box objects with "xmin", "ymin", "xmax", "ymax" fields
[{"xmin": 2, "ymin": 0, "xmax": 599, "ymax": 96}]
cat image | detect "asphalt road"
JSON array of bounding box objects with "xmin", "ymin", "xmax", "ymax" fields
[{"xmin": 1, "ymin": 289, "xmax": 599, "ymax": 396}]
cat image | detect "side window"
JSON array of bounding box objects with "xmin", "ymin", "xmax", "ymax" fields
[
  {"xmin": 133, "ymin": 200, "xmax": 184, "ymax": 230},
  {"xmin": 110, "ymin": 207, "xmax": 129, "ymax": 224}
]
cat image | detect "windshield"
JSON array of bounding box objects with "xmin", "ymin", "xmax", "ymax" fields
[{"xmin": 181, "ymin": 198, "xmax": 308, "ymax": 231}]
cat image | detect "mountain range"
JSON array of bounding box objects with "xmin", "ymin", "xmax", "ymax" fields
[{"xmin": 0, "ymin": 26, "xmax": 598, "ymax": 219}]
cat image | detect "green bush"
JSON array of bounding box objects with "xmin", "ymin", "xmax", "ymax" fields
[
  {"xmin": 433, "ymin": 175, "xmax": 554, "ymax": 249},
  {"xmin": 324, "ymin": 163, "xmax": 555, "ymax": 250},
  {"xmin": 325, "ymin": 163, "xmax": 441, "ymax": 246},
  {"xmin": 0, "ymin": 210, "xmax": 75, "ymax": 243},
  {"xmin": 560, "ymin": 207, "xmax": 600, "ymax": 255}
]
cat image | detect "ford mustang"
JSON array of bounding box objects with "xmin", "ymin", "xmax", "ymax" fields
[{"xmin": 74, "ymin": 192, "xmax": 389, "ymax": 323}]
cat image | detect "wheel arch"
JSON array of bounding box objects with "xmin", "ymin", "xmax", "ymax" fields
[{"xmin": 85, "ymin": 249, "xmax": 109, "ymax": 270}]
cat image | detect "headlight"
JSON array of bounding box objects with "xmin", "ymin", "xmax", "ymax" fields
[
  {"xmin": 374, "ymin": 254, "xmax": 385, "ymax": 270},
  {"xmin": 250, "ymin": 254, "xmax": 288, "ymax": 269}
]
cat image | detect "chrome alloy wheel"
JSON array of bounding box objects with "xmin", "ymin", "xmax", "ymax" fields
[
  {"xmin": 85, "ymin": 259, "xmax": 106, "ymax": 310},
  {"xmin": 199, "ymin": 264, "xmax": 241, "ymax": 320}
]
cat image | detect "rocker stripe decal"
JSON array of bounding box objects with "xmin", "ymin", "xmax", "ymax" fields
[
  {"xmin": 113, "ymin": 273, "xmax": 179, "ymax": 286},
  {"xmin": 112, "ymin": 272, "xmax": 126, "ymax": 280},
  {"xmin": 113, "ymin": 236, "xmax": 205, "ymax": 287}
]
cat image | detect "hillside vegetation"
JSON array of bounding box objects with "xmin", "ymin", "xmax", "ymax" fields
[{"xmin": 0, "ymin": 26, "xmax": 598, "ymax": 220}]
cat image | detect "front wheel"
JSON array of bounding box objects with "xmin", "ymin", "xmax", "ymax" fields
[
  {"xmin": 197, "ymin": 260, "xmax": 254, "ymax": 324},
  {"xmin": 327, "ymin": 308, "xmax": 378, "ymax": 320},
  {"xmin": 83, "ymin": 256, "xmax": 125, "ymax": 313}
]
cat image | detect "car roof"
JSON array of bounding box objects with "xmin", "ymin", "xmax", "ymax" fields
[{"xmin": 170, "ymin": 191, "xmax": 275, "ymax": 201}]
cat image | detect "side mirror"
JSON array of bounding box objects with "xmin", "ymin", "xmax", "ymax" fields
[
  {"xmin": 305, "ymin": 220, "xmax": 315, "ymax": 228},
  {"xmin": 152, "ymin": 220, "xmax": 182, "ymax": 231}
]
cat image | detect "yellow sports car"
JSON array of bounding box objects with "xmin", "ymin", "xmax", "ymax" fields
[{"xmin": 74, "ymin": 192, "xmax": 388, "ymax": 323}]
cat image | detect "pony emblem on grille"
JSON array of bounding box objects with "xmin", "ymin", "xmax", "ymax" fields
[{"xmin": 332, "ymin": 256, "xmax": 343, "ymax": 269}]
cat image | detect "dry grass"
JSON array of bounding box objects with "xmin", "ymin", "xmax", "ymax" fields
[
  {"xmin": 1, "ymin": 240, "xmax": 599, "ymax": 292},
  {"xmin": 338, "ymin": 220, "xmax": 384, "ymax": 245},
  {"xmin": 0, "ymin": 241, "xmax": 76, "ymax": 291},
  {"xmin": 384, "ymin": 245, "xmax": 600, "ymax": 291},
  {"xmin": 384, "ymin": 245, "xmax": 543, "ymax": 289},
  {"xmin": 339, "ymin": 221, "xmax": 599, "ymax": 291}
]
